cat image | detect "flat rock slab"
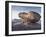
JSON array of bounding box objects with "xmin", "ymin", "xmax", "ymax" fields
[{"xmin": 12, "ymin": 19, "xmax": 41, "ymax": 31}]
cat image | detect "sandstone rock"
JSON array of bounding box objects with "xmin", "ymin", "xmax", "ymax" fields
[{"xmin": 19, "ymin": 11, "xmax": 41, "ymax": 23}]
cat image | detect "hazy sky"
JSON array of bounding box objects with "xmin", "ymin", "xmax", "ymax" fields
[{"xmin": 11, "ymin": 5, "xmax": 41, "ymax": 19}]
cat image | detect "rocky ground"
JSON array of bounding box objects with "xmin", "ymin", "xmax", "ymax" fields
[{"xmin": 12, "ymin": 19, "xmax": 41, "ymax": 31}]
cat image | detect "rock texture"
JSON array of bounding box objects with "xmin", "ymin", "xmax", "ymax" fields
[
  {"xmin": 19, "ymin": 11, "xmax": 41, "ymax": 24},
  {"xmin": 12, "ymin": 11, "xmax": 41, "ymax": 31}
]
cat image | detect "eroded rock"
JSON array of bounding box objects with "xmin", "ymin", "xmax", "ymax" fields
[{"xmin": 19, "ymin": 11, "xmax": 41, "ymax": 24}]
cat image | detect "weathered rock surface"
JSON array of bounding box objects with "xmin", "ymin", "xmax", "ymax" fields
[{"xmin": 19, "ymin": 11, "xmax": 41, "ymax": 23}]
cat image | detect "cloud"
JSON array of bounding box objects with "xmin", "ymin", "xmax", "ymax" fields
[{"xmin": 11, "ymin": 6, "xmax": 41, "ymax": 19}]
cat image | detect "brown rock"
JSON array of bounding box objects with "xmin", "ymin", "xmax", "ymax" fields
[{"xmin": 18, "ymin": 11, "xmax": 41, "ymax": 23}]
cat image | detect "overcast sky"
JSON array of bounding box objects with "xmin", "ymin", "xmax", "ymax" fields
[{"xmin": 11, "ymin": 5, "xmax": 41, "ymax": 19}]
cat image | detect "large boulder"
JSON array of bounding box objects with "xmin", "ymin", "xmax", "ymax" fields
[{"xmin": 18, "ymin": 11, "xmax": 41, "ymax": 24}]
